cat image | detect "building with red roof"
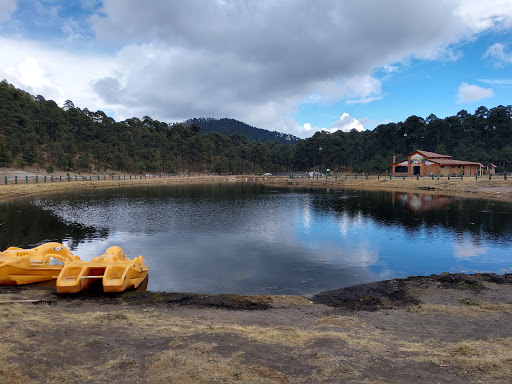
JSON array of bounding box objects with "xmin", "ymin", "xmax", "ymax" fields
[{"xmin": 390, "ymin": 150, "xmax": 480, "ymax": 177}]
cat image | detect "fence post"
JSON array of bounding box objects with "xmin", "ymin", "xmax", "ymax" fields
[
  {"xmin": 25, "ymin": 175, "xmax": 28, "ymax": 183},
  {"xmin": 51, "ymin": 175, "xmax": 54, "ymax": 182},
  {"xmin": 15, "ymin": 176, "xmax": 17, "ymax": 184},
  {"xmin": 4, "ymin": 176, "xmax": 7, "ymax": 185},
  {"xmin": 448, "ymin": 174, "xmax": 450, "ymax": 180},
  {"xmin": 60, "ymin": 176, "xmax": 62, "ymax": 182},
  {"xmin": 489, "ymin": 174, "xmax": 492, "ymax": 180},
  {"xmin": 36, "ymin": 176, "xmax": 38, "ymax": 183},
  {"xmin": 416, "ymin": 174, "xmax": 419, "ymax": 180},
  {"xmin": 44, "ymin": 175, "xmax": 46, "ymax": 183},
  {"xmin": 505, "ymin": 173, "xmax": 507, "ymax": 181}
]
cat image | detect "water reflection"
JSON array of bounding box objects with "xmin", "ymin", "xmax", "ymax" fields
[
  {"xmin": 1, "ymin": 184, "xmax": 511, "ymax": 295},
  {"xmin": 0, "ymin": 200, "xmax": 107, "ymax": 250},
  {"xmin": 391, "ymin": 192, "xmax": 457, "ymax": 212}
]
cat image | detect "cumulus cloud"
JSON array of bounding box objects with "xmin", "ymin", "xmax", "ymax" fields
[
  {"xmin": 0, "ymin": 37, "xmax": 116, "ymax": 111},
  {"xmin": 329, "ymin": 113, "xmax": 365, "ymax": 133},
  {"xmin": 456, "ymin": 82, "xmax": 494, "ymax": 103},
  {"xmin": 0, "ymin": 0, "xmax": 16, "ymax": 22},
  {"xmin": 88, "ymin": 0, "xmax": 485, "ymax": 134},
  {"xmin": 2, "ymin": 1, "xmax": 512, "ymax": 138}
]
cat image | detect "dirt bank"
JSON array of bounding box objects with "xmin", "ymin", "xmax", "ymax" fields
[
  {"xmin": 255, "ymin": 175, "xmax": 512, "ymax": 203},
  {"xmin": 1, "ymin": 169, "xmax": 511, "ymax": 203},
  {"xmin": 2, "ymin": 273, "xmax": 512, "ymax": 383}
]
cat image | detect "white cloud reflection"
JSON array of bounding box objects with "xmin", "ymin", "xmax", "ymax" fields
[{"xmin": 453, "ymin": 241, "xmax": 487, "ymax": 260}]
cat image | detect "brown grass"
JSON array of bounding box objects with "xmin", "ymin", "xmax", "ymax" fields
[
  {"xmin": 409, "ymin": 300, "xmax": 512, "ymax": 317},
  {"xmin": 148, "ymin": 341, "xmax": 288, "ymax": 384},
  {"xmin": 399, "ymin": 338, "xmax": 512, "ymax": 382}
]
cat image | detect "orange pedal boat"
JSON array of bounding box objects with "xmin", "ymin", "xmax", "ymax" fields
[
  {"xmin": 0, "ymin": 242, "xmax": 74, "ymax": 285},
  {"xmin": 56, "ymin": 246, "xmax": 148, "ymax": 293}
]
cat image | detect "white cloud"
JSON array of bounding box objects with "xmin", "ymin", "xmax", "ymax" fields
[
  {"xmin": 61, "ymin": 18, "xmax": 85, "ymax": 42},
  {"xmin": 346, "ymin": 96, "xmax": 383, "ymax": 104},
  {"xmin": 454, "ymin": 0, "xmax": 512, "ymax": 30},
  {"xmin": 2, "ymin": 1, "xmax": 512, "ymax": 138},
  {"xmin": 86, "ymin": 1, "xmax": 487, "ymax": 132},
  {"xmin": 479, "ymin": 78, "xmax": 512, "ymax": 85},
  {"xmin": 456, "ymin": 82, "xmax": 494, "ymax": 103},
  {"xmin": 0, "ymin": 0, "xmax": 16, "ymax": 22},
  {"xmin": 329, "ymin": 113, "xmax": 365, "ymax": 133},
  {"xmin": 0, "ymin": 37, "xmax": 116, "ymax": 111},
  {"xmin": 483, "ymin": 43, "xmax": 512, "ymax": 65}
]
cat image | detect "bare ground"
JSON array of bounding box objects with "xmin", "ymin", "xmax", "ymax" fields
[
  {"xmin": 0, "ymin": 169, "xmax": 511, "ymax": 203},
  {"xmin": 1, "ymin": 273, "xmax": 512, "ymax": 383}
]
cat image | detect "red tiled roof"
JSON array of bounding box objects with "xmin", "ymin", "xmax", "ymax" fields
[
  {"xmin": 414, "ymin": 150, "xmax": 451, "ymax": 158},
  {"xmin": 428, "ymin": 158, "xmax": 480, "ymax": 166}
]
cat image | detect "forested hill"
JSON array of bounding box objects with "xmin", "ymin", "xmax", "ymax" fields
[
  {"xmin": 183, "ymin": 118, "xmax": 300, "ymax": 145},
  {"xmin": 1, "ymin": 80, "xmax": 511, "ymax": 175}
]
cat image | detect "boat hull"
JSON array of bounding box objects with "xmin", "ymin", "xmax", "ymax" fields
[
  {"xmin": 56, "ymin": 246, "xmax": 148, "ymax": 293},
  {"xmin": 0, "ymin": 243, "xmax": 73, "ymax": 285}
]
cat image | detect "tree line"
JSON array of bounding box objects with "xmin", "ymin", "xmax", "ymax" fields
[{"xmin": 1, "ymin": 80, "xmax": 511, "ymax": 174}]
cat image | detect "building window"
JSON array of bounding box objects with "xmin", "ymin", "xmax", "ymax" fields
[{"xmin": 395, "ymin": 166, "xmax": 408, "ymax": 173}]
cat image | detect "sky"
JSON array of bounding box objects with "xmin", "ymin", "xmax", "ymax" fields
[{"xmin": 0, "ymin": 1, "xmax": 512, "ymax": 138}]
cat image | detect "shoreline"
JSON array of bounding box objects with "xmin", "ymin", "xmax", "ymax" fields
[
  {"xmin": 2, "ymin": 272, "xmax": 512, "ymax": 383},
  {"xmin": 0, "ymin": 171, "xmax": 511, "ymax": 203}
]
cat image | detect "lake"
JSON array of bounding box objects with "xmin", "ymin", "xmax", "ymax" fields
[{"xmin": 1, "ymin": 182, "xmax": 511, "ymax": 296}]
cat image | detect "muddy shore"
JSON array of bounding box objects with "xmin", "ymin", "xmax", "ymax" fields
[{"xmin": 1, "ymin": 170, "xmax": 512, "ymax": 383}]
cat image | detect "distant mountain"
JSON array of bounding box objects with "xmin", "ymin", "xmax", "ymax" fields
[{"xmin": 184, "ymin": 118, "xmax": 300, "ymax": 145}]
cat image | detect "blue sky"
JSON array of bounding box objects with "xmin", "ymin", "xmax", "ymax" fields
[{"xmin": 1, "ymin": 1, "xmax": 512, "ymax": 138}]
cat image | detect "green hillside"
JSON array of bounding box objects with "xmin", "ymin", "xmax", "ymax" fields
[{"xmin": 0, "ymin": 80, "xmax": 511, "ymax": 175}]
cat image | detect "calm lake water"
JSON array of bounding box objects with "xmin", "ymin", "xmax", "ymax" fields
[{"xmin": 1, "ymin": 182, "xmax": 511, "ymax": 296}]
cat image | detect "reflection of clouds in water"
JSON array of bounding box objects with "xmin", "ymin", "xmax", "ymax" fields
[
  {"xmin": 313, "ymin": 242, "xmax": 379, "ymax": 267},
  {"xmin": 303, "ymin": 194, "xmax": 311, "ymax": 234},
  {"xmin": 453, "ymin": 241, "xmax": 487, "ymax": 260},
  {"xmin": 338, "ymin": 212, "xmax": 364, "ymax": 237}
]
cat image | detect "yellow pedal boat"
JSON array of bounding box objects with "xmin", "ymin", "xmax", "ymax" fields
[
  {"xmin": 0, "ymin": 242, "xmax": 74, "ymax": 285},
  {"xmin": 56, "ymin": 246, "xmax": 148, "ymax": 293}
]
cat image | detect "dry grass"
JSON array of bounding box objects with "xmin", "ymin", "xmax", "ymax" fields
[
  {"xmin": 399, "ymin": 338, "xmax": 512, "ymax": 382},
  {"xmin": 309, "ymin": 352, "xmax": 361, "ymax": 382},
  {"xmin": 148, "ymin": 341, "xmax": 288, "ymax": 384},
  {"xmin": 316, "ymin": 315, "xmax": 367, "ymax": 329},
  {"xmin": 408, "ymin": 300, "xmax": 512, "ymax": 317},
  {"xmin": 3, "ymin": 282, "xmax": 512, "ymax": 383}
]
